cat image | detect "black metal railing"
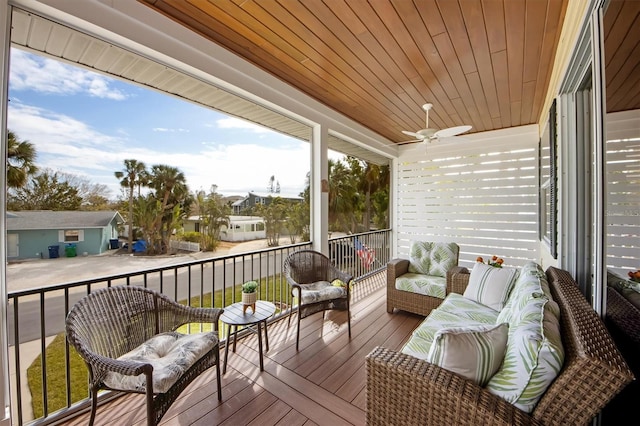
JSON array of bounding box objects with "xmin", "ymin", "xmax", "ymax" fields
[{"xmin": 7, "ymin": 229, "xmax": 391, "ymax": 425}]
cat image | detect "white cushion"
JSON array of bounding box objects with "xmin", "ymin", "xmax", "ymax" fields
[
  {"xmin": 427, "ymin": 323, "xmax": 509, "ymax": 386},
  {"xmin": 103, "ymin": 331, "xmax": 218, "ymax": 393},
  {"xmin": 299, "ymin": 281, "xmax": 346, "ymax": 304},
  {"xmin": 463, "ymin": 263, "xmax": 519, "ymax": 311}
]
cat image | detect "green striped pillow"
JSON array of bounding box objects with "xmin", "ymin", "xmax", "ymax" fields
[
  {"xmin": 463, "ymin": 263, "xmax": 519, "ymax": 311},
  {"xmin": 427, "ymin": 323, "xmax": 509, "ymax": 386}
]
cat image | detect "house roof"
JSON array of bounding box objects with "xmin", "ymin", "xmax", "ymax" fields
[
  {"xmin": 7, "ymin": 211, "xmax": 124, "ymax": 231},
  {"xmin": 248, "ymin": 192, "xmax": 303, "ymax": 200}
]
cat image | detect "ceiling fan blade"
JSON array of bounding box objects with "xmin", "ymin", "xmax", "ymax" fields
[
  {"xmin": 396, "ymin": 139, "xmax": 424, "ymax": 146},
  {"xmin": 401, "ymin": 130, "xmax": 423, "ymax": 138},
  {"xmin": 434, "ymin": 125, "xmax": 472, "ymax": 138}
]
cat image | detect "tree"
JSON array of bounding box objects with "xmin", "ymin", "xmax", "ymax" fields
[
  {"xmin": 195, "ymin": 186, "xmax": 231, "ymax": 251},
  {"xmin": 7, "ymin": 130, "xmax": 37, "ymax": 189},
  {"xmin": 58, "ymin": 171, "xmax": 113, "ymax": 210},
  {"xmin": 286, "ymin": 199, "xmax": 309, "ymax": 243},
  {"xmin": 148, "ymin": 165, "xmax": 190, "ymax": 254},
  {"xmin": 7, "ymin": 170, "xmax": 82, "ymax": 210},
  {"xmin": 256, "ymin": 197, "xmax": 287, "ymax": 246},
  {"xmin": 328, "ymin": 159, "xmax": 360, "ymax": 233},
  {"xmin": 115, "ymin": 160, "xmax": 148, "ymax": 253}
]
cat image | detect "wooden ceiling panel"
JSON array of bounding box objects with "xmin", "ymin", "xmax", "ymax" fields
[
  {"xmin": 139, "ymin": 0, "xmax": 572, "ymax": 142},
  {"xmin": 604, "ymin": 0, "xmax": 640, "ymax": 113}
]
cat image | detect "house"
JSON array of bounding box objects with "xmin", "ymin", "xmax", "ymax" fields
[
  {"xmin": 6, "ymin": 211, "xmax": 124, "ymax": 259},
  {"xmin": 0, "ymin": 1, "xmax": 638, "ymax": 425},
  {"xmin": 183, "ymin": 215, "xmax": 266, "ymax": 242},
  {"xmin": 232, "ymin": 192, "xmax": 303, "ymax": 214}
]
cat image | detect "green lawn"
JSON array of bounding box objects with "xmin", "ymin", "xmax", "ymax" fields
[{"xmin": 27, "ymin": 276, "xmax": 287, "ymax": 418}]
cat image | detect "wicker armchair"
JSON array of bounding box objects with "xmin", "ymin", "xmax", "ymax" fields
[
  {"xmin": 367, "ymin": 267, "xmax": 634, "ymax": 425},
  {"xmin": 284, "ymin": 250, "xmax": 354, "ymax": 350},
  {"xmin": 387, "ymin": 242, "xmax": 460, "ymax": 316},
  {"xmin": 66, "ymin": 286, "xmax": 223, "ymax": 426}
]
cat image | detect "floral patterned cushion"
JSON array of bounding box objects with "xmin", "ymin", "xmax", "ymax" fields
[
  {"xmin": 103, "ymin": 331, "xmax": 218, "ymax": 394},
  {"xmin": 407, "ymin": 241, "xmax": 459, "ymax": 278},
  {"xmin": 427, "ymin": 323, "xmax": 509, "ymax": 386},
  {"xmin": 299, "ymin": 281, "xmax": 347, "ymax": 304},
  {"xmin": 395, "ymin": 273, "xmax": 447, "ymax": 299}
]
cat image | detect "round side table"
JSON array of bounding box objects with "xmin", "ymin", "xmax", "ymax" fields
[{"xmin": 220, "ymin": 300, "xmax": 276, "ymax": 373}]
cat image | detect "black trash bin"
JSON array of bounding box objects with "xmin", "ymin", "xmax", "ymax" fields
[
  {"xmin": 48, "ymin": 245, "xmax": 59, "ymax": 259},
  {"xmin": 109, "ymin": 238, "xmax": 119, "ymax": 249},
  {"xmin": 65, "ymin": 243, "xmax": 77, "ymax": 257}
]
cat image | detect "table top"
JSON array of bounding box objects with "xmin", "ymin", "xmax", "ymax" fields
[{"xmin": 220, "ymin": 300, "xmax": 276, "ymax": 326}]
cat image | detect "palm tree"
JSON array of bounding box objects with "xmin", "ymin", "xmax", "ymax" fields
[
  {"xmin": 148, "ymin": 165, "xmax": 189, "ymax": 253},
  {"xmin": 7, "ymin": 130, "xmax": 37, "ymax": 189},
  {"xmin": 115, "ymin": 159, "xmax": 147, "ymax": 253}
]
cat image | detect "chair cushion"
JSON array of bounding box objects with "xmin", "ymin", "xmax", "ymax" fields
[
  {"xmin": 407, "ymin": 241, "xmax": 459, "ymax": 278},
  {"xmin": 395, "ymin": 273, "xmax": 447, "ymax": 299},
  {"xmin": 103, "ymin": 331, "xmax": 218, "ymax": 394},
  {"xmin": 402, "ymin": 293, "xmax": 498, "ymax": 359},
  {"xmin": 486, "ymin": 296, "xmax": 564, "ymax": 413},
  {"xmin": 427, "ymin": 323, "xmax": 509, "ymax": 386},
  {"xmin": 463, "ymin": 263, "xmax": 519, "ymax": 311},
  {"xmin": 300, "ymin": 281, "xmax": 347, "ymax": 304}
]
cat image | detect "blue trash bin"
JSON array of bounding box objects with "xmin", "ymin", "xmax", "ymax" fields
[{"xmin": 48, "ymin": 245, "xmax": 59, "ymax": 259}]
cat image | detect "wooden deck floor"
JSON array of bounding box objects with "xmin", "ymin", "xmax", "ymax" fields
[{"xmin": 61, "ymin": 271, "xmax": 423, "ymax": 426}]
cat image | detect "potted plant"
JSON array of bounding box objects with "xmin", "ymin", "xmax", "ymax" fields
[{"xmin": 241, "ymin": 280, "xmax": 258, "ymax": 313}]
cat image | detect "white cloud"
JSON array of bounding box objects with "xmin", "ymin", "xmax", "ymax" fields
[
  {"xmin": 9, "ymin": 49, "xmax": 128, "ymax": 100},
  {"xmin": 8, "ymin": 101, "xmax": 310, "ymax": 198},
  {"xmin": 216, "ymin": 117, "xmax": 271, "ymax": 133},
  {"xmin": 152, "ymin": 127, "xmax": 189, "ymax": 132}
]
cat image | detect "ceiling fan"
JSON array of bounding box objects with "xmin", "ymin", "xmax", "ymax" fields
[{"xmin": 399, "ymin": 103, "xmax": 472, "ymax": 145}]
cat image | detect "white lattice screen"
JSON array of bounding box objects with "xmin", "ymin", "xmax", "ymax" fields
[
  {"xmin": 606, "ymin": 110, "xmax": 640, "ymax": 272},
  {"xmin": 394, "ymin": 125, "xmax": 541, "ymax": 269}
]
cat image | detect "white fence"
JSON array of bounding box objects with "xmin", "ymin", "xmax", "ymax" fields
[{"xmin": 170, "ymin": 240, "xmax": 200, "ymax": 252}]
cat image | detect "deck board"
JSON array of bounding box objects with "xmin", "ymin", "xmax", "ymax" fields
[{"xmin": 58, "ymin": 271, "xmax": 423, "ymax": 426}]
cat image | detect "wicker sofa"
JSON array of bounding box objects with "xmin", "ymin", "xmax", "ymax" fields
[{"xmin": 367, "ymin": 265, "xmax": 634, "ymax": 425}]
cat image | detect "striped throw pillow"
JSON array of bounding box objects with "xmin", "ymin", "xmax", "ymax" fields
[
  {"xmin": 427, "ymin": 323, "xmax": 509, "ymax": 386},
  {"xmin": 463, "ymin": 263, "xmax": 519, "ymax": 311}
]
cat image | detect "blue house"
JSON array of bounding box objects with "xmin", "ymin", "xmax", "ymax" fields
[{"xmin": 6, "ymin": 211, "xmax": 124, "ymax": 259}]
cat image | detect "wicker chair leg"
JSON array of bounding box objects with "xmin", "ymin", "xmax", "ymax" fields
[
  {"xmin": 296, "ymin": 308, "xmax": 301, "ymax": 351},
  {"xmin": 88, "ymin": 386, "xmax": 98, "ymax": 426},
  {"xmin": 145, "ymin": 371, "xmax": 155, "ymax": 426},
  {"xmin": 347, "ymin": 301, "xmax": 351, "ymax": 338},
  {"xmin": 216, "ymin": 349, "xmax": 222, "ymax": 401}
]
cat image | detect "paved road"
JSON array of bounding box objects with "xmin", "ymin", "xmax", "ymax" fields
[{"xmin": 6, "ymin": 239, "xmax": 291, "ymax": 344}]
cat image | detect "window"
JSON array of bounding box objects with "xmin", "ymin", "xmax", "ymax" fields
[
  {"xmin": 64, "ymin": 229, "xmax": 80, "ymax": 243},
  {"xmin": 194, "ymin": 222, "xmax": 200, "ymax": 232}
]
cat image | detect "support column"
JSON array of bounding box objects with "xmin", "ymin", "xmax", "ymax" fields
[
  {"xmin": 311, "ymin": 125, "xmax": 329, "ymax": 254},
  {"xmin": 0, "ymin": 1, "xmax": 13, "ymax": 423}
]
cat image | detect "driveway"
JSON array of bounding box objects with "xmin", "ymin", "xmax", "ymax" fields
[{"xmin": 6, "ymin": 239, "xmax": 280, "ymax": 292}]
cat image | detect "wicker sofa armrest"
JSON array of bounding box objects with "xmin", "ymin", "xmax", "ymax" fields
[
  {"xmin": 366, "ymin": 346, "xmax": 540, "ymax": 426},
  {"xmin": 447, "ymin": 266, "xmax": 469, "ymax": 294},
  {"xmin": 448, "ymin": 266, "xmax": 470, "ymax": 294}
]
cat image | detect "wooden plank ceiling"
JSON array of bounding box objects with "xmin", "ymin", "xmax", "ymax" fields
[
  {"xmin": 603, "ymin": 0, "xmax": 640, "ymax": 113},
  {"xmin": 140, "ymin": 0, "xmax": 569, "ymax": 144}
]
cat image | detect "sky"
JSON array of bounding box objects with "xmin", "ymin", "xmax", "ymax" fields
[{"xmin": 7, "ymin": 48, "xmax": 325, "ymax": 199}]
